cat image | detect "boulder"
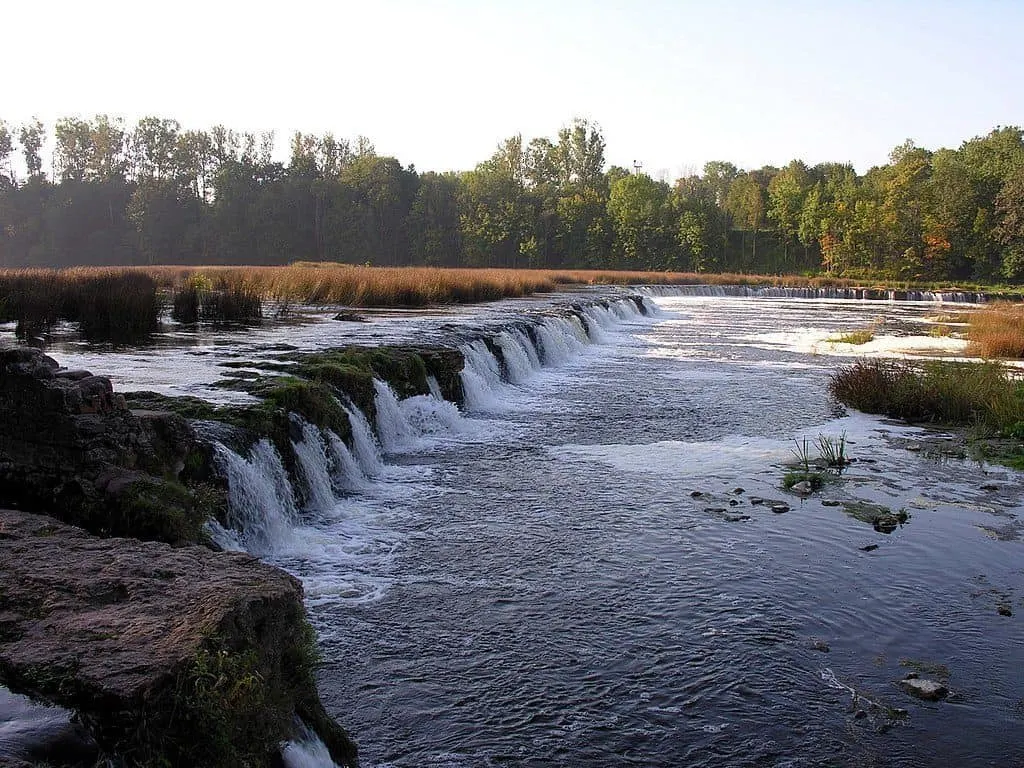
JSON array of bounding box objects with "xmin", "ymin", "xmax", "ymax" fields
[
  {"xmin": 898, "ymin": 677, "xmax": 948, "ymax": 702},
  {"xmin": 0, "ymin": 509, "xmax": 357, "ymax": 767},
  {"xmin": 0, "ymin": 346, "xmax": 220, "ymax": 544}
]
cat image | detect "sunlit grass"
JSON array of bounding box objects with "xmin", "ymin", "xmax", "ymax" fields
[
  {"xmin": 829, "ymin": 328, "xmax": 875, "ymax": 345},
  {"xmin": 829, "ymin": 358, "xmax": 1024, "ymax": 434},
  {"xmin": 967, "ymin": 302, "xmax": 1024, "ymax": 359}
]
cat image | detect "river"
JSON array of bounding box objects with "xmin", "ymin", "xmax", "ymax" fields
[{"xmin": 3, "ymin": 290, "xmax": 1023, "ymax": 767}]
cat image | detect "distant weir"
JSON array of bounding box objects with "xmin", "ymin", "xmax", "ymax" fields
[{"xmin": 637, "ymin": 284, "xmax": 989, "ymax": 303}]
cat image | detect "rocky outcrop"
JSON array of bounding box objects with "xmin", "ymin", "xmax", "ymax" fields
[
  {"xmin": 0, "ymin": 509, "xmax": 358, "ymax": 767},
  {"xmin": 0, "ymin": 345, "xmax": 220, "ymax": 544}
]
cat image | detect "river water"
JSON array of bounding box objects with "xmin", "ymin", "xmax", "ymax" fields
[{"xmin": 3, "ymin": 290, "xmax": 1023, "ymax": 767}]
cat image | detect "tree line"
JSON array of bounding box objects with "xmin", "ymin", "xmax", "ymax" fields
[{"xmin": 2, "ymin": 115, "xmax": 1023, "ymax": 281}]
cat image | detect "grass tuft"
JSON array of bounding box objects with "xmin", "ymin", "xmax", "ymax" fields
[{"xmin": 829, "ymin": 359, "xmax": 1024, "ymax": 434}]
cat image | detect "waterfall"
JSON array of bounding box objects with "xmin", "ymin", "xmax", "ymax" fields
[
  {"xmin": 401, "ymin": 394, "xmax": 466, "ymax": 435},
  {"xmin": 638, "ymin": 284, "xmax": 987, "ymax": 303},
  {"xmin": 343, "ymin": 402, "xmax": 385, "ymax": 477},
  {"xmin": 214, "ymin": 439, "xmax": 299, "ymax": 554},
  {"xmin": 293, "ymin": 420, "xmax": 338, "ymax": 512},
  {"xmin": 457, "ymin": 295, "xmax": 653, "ymax": 411},
  {"xmin": 281, "ymin": 723, "xmax": 341, "ymax": 768},
  {"xmin": 494, "ymin": 330, "xmax": 537, "ymax": 383},
  {"xmin": 211, "ymin": 293, "xmax": 658, "ymax": 551},
  {"xmin": 427, "ymin": 374, "xmax": 444, "ymax": 400},
  {"xmin": 460, "ymin": 339, "xmax": 505, "ymax": 410},
  {"xmin": 326, "ymin": 430, "xmax": 367, "ymax": 492},
  {"xmin": 373, "ymin": 379, "xmax": 416, "ymax": 453}
]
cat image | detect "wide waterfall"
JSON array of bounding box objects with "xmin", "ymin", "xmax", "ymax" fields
[{"xmin": 210, "ymin": 294, "xmax": 655, "ymax": 557}]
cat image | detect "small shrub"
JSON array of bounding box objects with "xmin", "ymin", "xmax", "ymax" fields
[{"xmin": 830, "ymin": 328, "xmax": 875, "ymax": 345}]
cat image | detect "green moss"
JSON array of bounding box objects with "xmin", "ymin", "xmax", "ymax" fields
[
  {"xmin": 257, "ymin": 377, "xmax": 353, "ymax": 442},
  {"xmin": 782, "ymin": 470, "xmax": 827, "ymax": 490},
  {"xmin": 108, "ymin": 478, "xmax": 209, "ymax": 546},
  {"xmin": 841, "ymin": 502, "xmax": 910, "ymax": 533}
]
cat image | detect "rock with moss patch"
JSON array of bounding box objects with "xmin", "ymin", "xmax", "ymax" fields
[
  {"xmin": 0, "ymin": 509, "xmax": 357, "ymax": 767},
  {"xmin": 0, "ymin": 346, "xmax": 221, "ymax": 545}
]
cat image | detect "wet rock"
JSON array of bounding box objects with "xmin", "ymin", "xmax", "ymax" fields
[
  {"xmin": 690, "ymin": 490, "xmax": 704, "ymax": 498},
  {"xmin": 854, "ymin": 709, "xmax": 868, "ymax": 719},
  {"xmin": 771, "ymin": 503, "xmax": 790, "ymax": 514},
  {"xmin": 981, "ymin": 483, "xmax": 999, "ymax": 492},
  {"xmin": 898, "ymin": 678, "xmax": 948, "ymax": 702},
  {"xmin": 821, "ymin": 499, "xmax": 841, "ymax": 507},
  {"xmin": 842, "ymin": 502, "xmax": 909, "ymax": 534},
  {"xmin": 333, "ymin": 311, "xmax": 368, "ymax": 323},
  {"xmin": 749, "ymin": 497, "xmax": 764, "ymax": 505},
  {"xmin": 0, "ymin": 345, "xmax": 219, "ymax": 544},
  {"xmin": 732, "ymin": 487, "xmax": 745, "ymax": 494},
  {"xmin": 728, "ymin": 499, "xmax": 740, "ymax": 506},
  {"xmin": 723, "ymin": 513, "xmax": 751, "ymax": 523},
  {"xmin": 873, "ymin": 513, "xmax": 901, "ymax": 534},
  {"xmin": 860, "ymin": 544, "xmax": 880, "ymax": 552},
  {"xmin": 0, "ymin": 509, "xmax": 358, "ymax": 767},
  {"xmin": 704, "ymin": 507, "xmax": 726, "ymax": 514},
  {"xmin": 998, "ymin": 604, "xmax": 1013, "ymax": 617},
  {"xmin": 811, "ymin": 640, "xmax": 831, "ymax": 653}
]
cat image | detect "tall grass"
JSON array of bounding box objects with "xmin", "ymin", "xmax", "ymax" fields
[
  {"xmin": 829, "ymin": 359, "xmax": 1024, "ymax": 433},
  {"xmin": 1, "ymin": 264, "xmax": 1011, "ymax": 343},
  {"xmin": 967, "ymin": 302, "xmax": 1024, "ymax": 359},
  {"xmin": 0, "ymin": 268, "xmax": 160, "ymax": 343}
]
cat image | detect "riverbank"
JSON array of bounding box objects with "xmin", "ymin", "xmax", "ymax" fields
[{"xmin": 2, "ymin": 264, "xmax": 1019, "ymax": 345}]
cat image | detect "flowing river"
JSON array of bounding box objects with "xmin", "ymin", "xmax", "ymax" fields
[{"xmin": 3, "ymin": 290, "xmax": 1023, "ymax": 767}]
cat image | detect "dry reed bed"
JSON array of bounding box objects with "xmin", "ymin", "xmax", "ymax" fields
[
  {"xmin": 71, "ymin": 265, "xmax": 970, "ymax": 306},
  {"xmin": 967, "ymin": 302, "xmax": 1024, "ymax": 359}
]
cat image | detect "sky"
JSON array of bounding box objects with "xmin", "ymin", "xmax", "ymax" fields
[{"xmin": 4, "ymin": 0, "xmax": 1024, "ymax": 178}]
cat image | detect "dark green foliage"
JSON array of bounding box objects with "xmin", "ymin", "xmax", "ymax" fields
[
  {"xmin": 1, "ymin": 116, "xmax": 1023, "ymax": 280},
  {"xmin": 106, "ymin": 478, "xmax": 210, "ymax": 545},
  {"xmin": 171, "ymin": 286, "xmax": 200, "ymax": 323},
  {"xmin": 258, "ymin": 377, "xmax": 352, "ymax": 440},
  {"xmin": 200, "ymin": 288, "xmax": 262, "ymax": 325},
  {"xmin": 116, "ymin": 619, "xmax": 325, "ymax": 767},
  {"xmin": 172, "ymin": 286, "xmax": 262, "ymax": 325}
]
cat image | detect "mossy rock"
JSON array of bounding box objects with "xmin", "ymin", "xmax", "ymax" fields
[
  {"xmin": 841, "ymin": 501, "xmax": 910, "ymax": 533},
  {"xmin": 104, "ymin": 477, "xmax": 212, "ymax": 546}
]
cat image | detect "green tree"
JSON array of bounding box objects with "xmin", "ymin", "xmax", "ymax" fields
[{"xmin": 19, "ymin": 119, "xmax": 45, "ymax": 179}]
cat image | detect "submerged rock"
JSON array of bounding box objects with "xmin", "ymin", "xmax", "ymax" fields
[
  {"xmin": 898, "ymin": 677, "xmax": 949, "ymax": 702},
  {"xmin": 0, "ymin": 509, "xmax": 357, "ymax": 767}
]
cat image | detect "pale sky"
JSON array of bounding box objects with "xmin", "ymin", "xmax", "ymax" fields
[{"xmin": 5, "ymin": 0, "xmax": 1023, "ymax": 178}]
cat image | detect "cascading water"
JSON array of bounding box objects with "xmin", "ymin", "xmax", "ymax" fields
[
  {"xmin": 293, "ymin": 420, "xmax": 338, "ymax": 513},
  {"xmin": 326, "ymin": 430, "xmax": 368, "ymax": 492},
  {"xmin": 460, "ymin": 339, "xmax": 506, "ymax": 410},
  {"xmin": 494, "ymin": 330, "xmax": 535, "ymax": 384},
  {"xmin": 373, "ymin": 379, "xmax": 416, "ymax": 453},
  {"xmin": 214, "ymin": 439, "xmax": 299, "ymax": 554},
  {"xmin": 342, "ymin": 402, "xmax": 385, "ymax": 478}
]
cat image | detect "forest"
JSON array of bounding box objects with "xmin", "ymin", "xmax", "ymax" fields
[{"xmin": 1, "ymin": 116, "xmax": 1024, "ymax": 282}]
